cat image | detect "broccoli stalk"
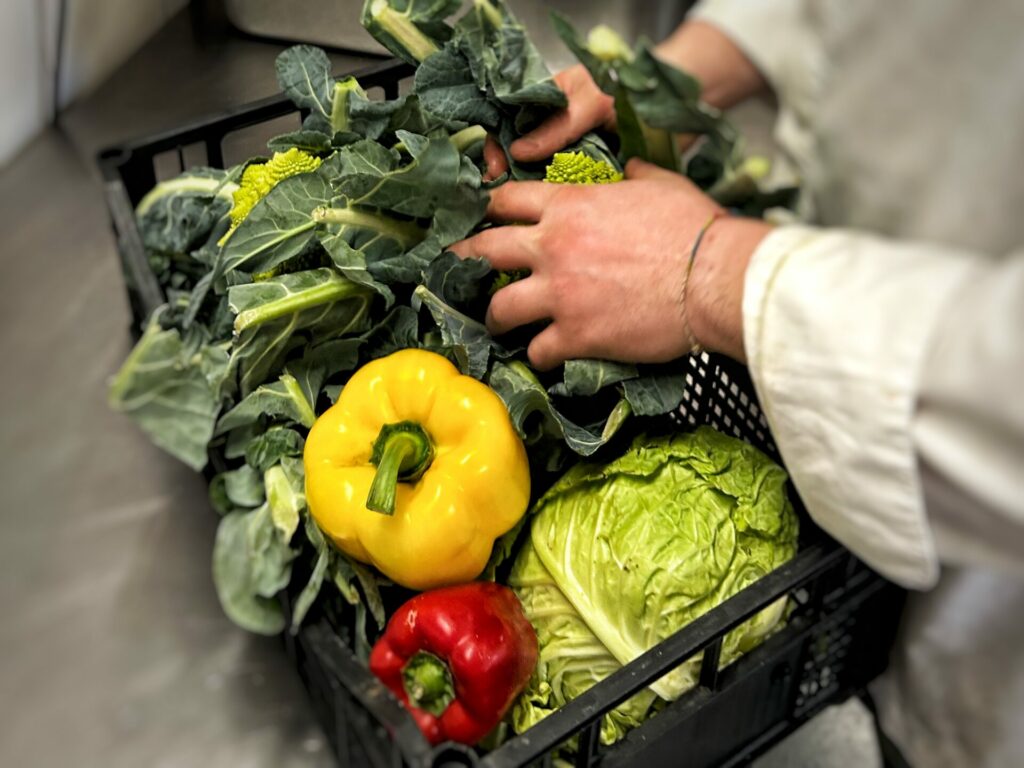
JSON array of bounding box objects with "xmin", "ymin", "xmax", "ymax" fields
[
  {"xmin": 362, "ymin": 0, "xmax": 442, "ymax": 64},
  {"xmin": 233, "ymin": 271, "xmax": 373, "ymax": 334},
  {"xmin": 393, "ymin": 124, "xmax": 488, "ymax": 155},
  {"xmin": 310, "ymin": 206, "xmax": 427, "ymax": 250},
  {"xmin": 331, "ymin": 77, "xmax": 368, "ymax": 135},
  {"xmin": 472, "ymin": 0, "xmax": 504, "ymax": 30},
  {"xmin": 449, "ymin": 124, "xmax": 488, "ymax": 154}
]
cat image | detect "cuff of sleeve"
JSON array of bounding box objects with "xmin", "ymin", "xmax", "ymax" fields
[{"xmin": 742, "ymin": 225, "xmax": 974, "ymax": 589}]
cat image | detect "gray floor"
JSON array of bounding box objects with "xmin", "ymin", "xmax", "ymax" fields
[{"xmin": 0, "ymin": 11, "xmax": 880, "ymax": 768}]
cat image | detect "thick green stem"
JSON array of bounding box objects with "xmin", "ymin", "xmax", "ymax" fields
[
  {"xmin": 366, "ymin": 421, "xmax": 434, "ymax": 515},
  {"xmin": 474, "ymin": 0, "xmax": 504, "ymax": 30},
  {"xmin": 279, "ymin": 373, "xmax": 317, "ymax": 429},
  {"xmin": 330, "ymin": 77, "xmax": 368, "ymax": 135},
  {"xmin": 312, "ymin": 206, "xmax": 427, "ymax": 249},
  {"xmin": 233, "ymin": 274, "xmax": 371, "ymax": 333},
  {"xmin": 370, "ymin": 0, "xmax": 440, "ymax": 63},
  {"xmin": 393, "ymin": 125, "xmax": 486, "ymax": 156},
  {"xmin": 402, "ymin": 651, "xmax": 455, "ymax": 716},
  {"xmin": 449, "ymin": 125, "xmax": 488, "ymax": 154},
  {"xmin": 639, "ymin": 121, "xmax": 680, "ymax": 172}
]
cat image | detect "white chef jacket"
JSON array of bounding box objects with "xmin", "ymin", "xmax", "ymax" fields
[{"xmin": 690, "ymin": 1, "xmax": 1024, "ymax": 766}]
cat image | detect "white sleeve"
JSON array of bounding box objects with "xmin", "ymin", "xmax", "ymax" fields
[{"xmin": 742, "ymin": 225, "xmax": 1024, "ymax": 589}]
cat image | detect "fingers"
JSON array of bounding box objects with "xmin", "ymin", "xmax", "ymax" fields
[
  {"xmin": 486, "ymin": 278, "xmax": 549, "ymax": 336},
  {"xmin": 527, "ymin": 324, "xmax": 578, "ymax": 371},
  {"xmin": 486, "ymin": 181, "xmax": 559, "ymax": 224},
  {"xmin": 449, "ymin": 225, "xmax": 538, "ymax": 271},
  {"xmin": 509, "ymin": 110, "xmax": 581, "ymax": 162},
  {"xmin": 510, "ymin": 66, "xmax": 613, "ymax": 162},
  {"xmin": 482, "ymin": 135, "xmax": 508, "ymax": 182}
]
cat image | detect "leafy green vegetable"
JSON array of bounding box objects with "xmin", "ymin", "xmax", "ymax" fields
[
  {"xmin": 226, "ymin": 269, "xmax": 373, "ymax": 396},
  {"xmin": 244, "ymin": 426, "xmax": 305, "ymax": 473},
  {"xmin": 215, "ymin": 372, "xmax": 317, "ymax": 437},
  {"xmin": 218, "ymin": 173, "xmax": 333, "ymax": 278},
  {"xmin": 135, "ymin": 167, "xmax": 237, "ymax": 254},
  {"xmin": 275, "ymin": 45, "xmax": 337, "ymax": 134},
  {"xmin": 113, "ymin": 4, "xmax": 791, "ymax": 656},
  {"xmin": 510, "ymin": 428, "xmax": 798, "ymax": 744},
  {"xmin": 361, "ymin": 0, "xmax": 459, "ymax": 64},
  {"xmin": 222, "ymin": 464, "xmax": 265, "ymax": 508},
  {"xmin": 552, "ymin": 14, "xmax": 737, "ymax": 178},
  {"xmin": 489, "ymin": 360, "xmax": 630, "ymax": 458},
  {"xmin": 109, "ymin": 310, "xmax": 228, "ymax": 470},
  {"xmin": 265, "ymin": 457, "xmax": 305, "ymax": 541},
  {"xmin": 213, "ymin": 502, "xmax": 297, "ymax": 635}
]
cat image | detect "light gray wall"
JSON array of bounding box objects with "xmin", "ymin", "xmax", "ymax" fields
[{"xmin": 0, "ymin": 0, "xmax": 188, "ymax": 166}]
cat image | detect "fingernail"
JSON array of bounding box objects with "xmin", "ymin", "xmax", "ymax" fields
[{"xmin": 510, "ymin": 138, "xmax": 534, "ymax": 156}]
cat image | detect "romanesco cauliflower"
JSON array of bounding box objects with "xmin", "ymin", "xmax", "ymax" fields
[
  {"xmin": 544, "ymin": 151, "xmax": 623, "ymax": 184},
  {"xmin": 219, "ymin": 148, "xmax": 322, "ymax": 244}
]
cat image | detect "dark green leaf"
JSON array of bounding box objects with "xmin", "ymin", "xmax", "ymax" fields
[
  {"xmin": 244, "ymin": 427, "xmax": 305, "ymax": 473},
  {"xmin": 456, "ymin": 2, "xmax": 565, "ymax": 111},
  {"xmin": 212, "ymin": 504, "xmax": 296, "ymax": 635},
  {"xmin": 267, "ymin": 130, "xmax": 333, "ymax": 154},
  {"xmin": 276, "ymin": 45, "xmax": 334, "ymax": 120},
  {"xmin": 223, "ymin": 464, "xmax": 265, "ymax": 508},
  {"xmin": 414, "ymin": 285, "xmax": 495, "ymax": 378},
  {"xmin": 488, "ymin": 360, "xmax": 629, "ymax": 456},
  {"xmin": 226, "ymin": 269, "xmax": 373, "ymax": 396},
  {"xmin": 414, "ymin": 43, "xmax": 501, "ymax": 128},
  {"xmin": 218, "ymin": 173, "xmax": 331, "ymax": 277},
  {"xmin": 135, "ymin": 167, "xmax": 236, "ymax": 255},
  {"xmin": 621, "ymin": 370, "xmax": 687, "ymax": 416},
  {"xmin": 108, "ymin": 310, "xmax": 229, "ymax": 471},
  {"xmin": 554, "ymin": 359, "xmax": 639, "ymax": 397},
  {"xmin": 215, "ymin": 374, "xmax": 317, "ymax": 435}
]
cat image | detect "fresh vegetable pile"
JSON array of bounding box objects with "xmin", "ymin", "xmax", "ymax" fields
[{"xmin": 109, "ymin": 0, "xmax": 798, "ymax": 753}]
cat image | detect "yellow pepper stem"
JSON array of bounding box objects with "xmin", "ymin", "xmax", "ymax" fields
[
  {"xmin": 366, "ymin": 421, "xmax": 434, "ymax": 515},
  {"xmin": 402, "ymin": 651, "xmax": 455, "ymax": 716}
]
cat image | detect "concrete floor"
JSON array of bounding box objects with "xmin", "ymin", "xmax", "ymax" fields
[{"xmin": 0, "ymin": 10, "xmax": 881, "ymax": 768}]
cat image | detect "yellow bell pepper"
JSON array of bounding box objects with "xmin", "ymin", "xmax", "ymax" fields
[{"xmin": 303, "ymin": 349, "xmax": 531, "ymax": 590}]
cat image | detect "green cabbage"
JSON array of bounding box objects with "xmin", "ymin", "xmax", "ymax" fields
[{"xmin": 509, "ymin": 427, "xmax": 799, "ymax": 744}]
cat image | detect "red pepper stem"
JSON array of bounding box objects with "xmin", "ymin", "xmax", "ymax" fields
[
  {"xmin": 366, "ymin": 421, "xmax": 434, "ymax": 515},
  {"xmin": 402, "ymin": 651, "xmax": 455, "ymax": 717}
]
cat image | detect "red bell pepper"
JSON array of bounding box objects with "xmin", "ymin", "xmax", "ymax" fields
[{"xmin": 369, "ymin": 582, "xmax": 539, "ymax": 746}]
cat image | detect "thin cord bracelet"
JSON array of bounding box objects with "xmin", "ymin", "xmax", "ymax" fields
[{"xmin": 680, "ymin": 211, "xmax": 725, "ymax": 355}]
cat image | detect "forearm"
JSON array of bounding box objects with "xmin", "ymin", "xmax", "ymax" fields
[{"xmin": 654, "ymin": 20, "xmax": 770, "ymax": 110}]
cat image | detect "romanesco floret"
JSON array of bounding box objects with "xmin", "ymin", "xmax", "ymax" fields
[
  {"xmin": 544, "ymin": 151, "xmax": 623, "ymax": 184},
  {"xmin": 220, "ymin": 149, "xmax": 322, "ymax": 244}
]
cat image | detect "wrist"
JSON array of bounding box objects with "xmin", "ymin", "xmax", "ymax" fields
[{"xmin": 686, "ymin": 216, "xmax": 772, "ymax": 362}]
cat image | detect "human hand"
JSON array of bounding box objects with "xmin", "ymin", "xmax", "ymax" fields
[
  {"xmin": 483, "ymin": 65, "xmax": 615, "ymax": 181},
  {"xmin": 452, "ymin": 159, "xmax": 772, "ymax": 369}
]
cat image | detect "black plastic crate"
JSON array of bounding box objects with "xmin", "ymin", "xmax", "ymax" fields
[{"xmin": 98, "ymin": 57, "xmax": 905, "ymax": 768}]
